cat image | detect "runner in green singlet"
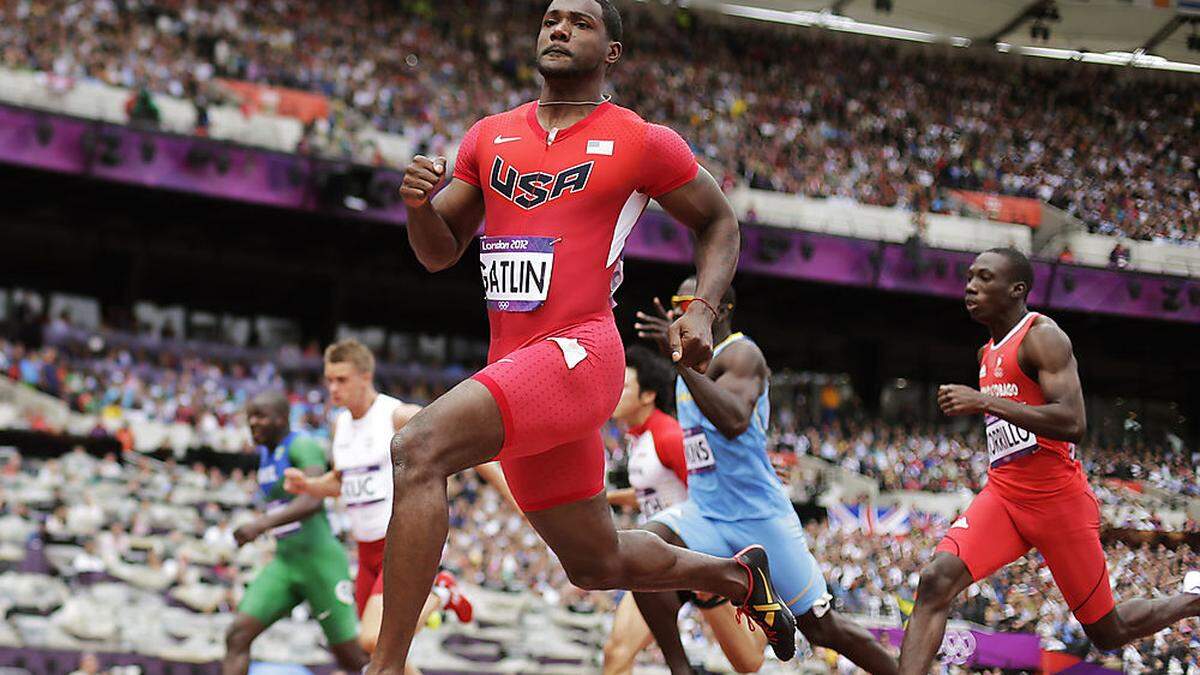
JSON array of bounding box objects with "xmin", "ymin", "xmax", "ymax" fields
[{"xmin": 221, "ymin": 392, "xmax": 368, "ymax": 675}]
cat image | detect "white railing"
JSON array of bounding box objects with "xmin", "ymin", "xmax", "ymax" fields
[
  {"xmin": 1062, "ymin": 231, "xmax": 1200, "ymax": 277},
  {"xmin": 724, "ymin": 188, "xmax": 1034, "ymax": 252}
]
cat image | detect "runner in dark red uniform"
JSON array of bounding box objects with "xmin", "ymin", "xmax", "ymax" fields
[
  {"xmin": 366, "ymin": 2, "xmax": 796, "ymax": 672},
  {"xmin": 899, "ymin": 248, "xmax": 1200, "ymax": 673}
]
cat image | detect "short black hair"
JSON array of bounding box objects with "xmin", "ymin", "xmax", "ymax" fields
[
  {"xmin": 984, "ymin": 247, "xmax": 1033, "ymax": 298},
  {"xmin": 594, "ymin": 0, "xmax": 623, "ymax": 42},
  {"xmin": 625, "ymin": 344, "xmax": 673, "ymax": 413},
  {"xmin": 249, "ymin": 391, "xmax": 290, "ymax": 419}
]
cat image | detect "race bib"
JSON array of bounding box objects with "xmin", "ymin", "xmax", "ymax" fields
[
  {"xmin": 985, "ymin": 416, "xmax": 1038, "ymax": 467},
  {"xmin": 480, "ymin": 235, "xmax": 555, "ymax": 312},
  {"xmin": 683, "ymin": 428, "xmax": 716, "ymax": 473},
  {"xmin": 636, "ymin": 488, "xmax": 666, "ymax": 517},
  {"xmin": 266, "ymin": 500, "xmax": 301, "ymax": 539},
  {"xmin": 341, "ymin": 464, "xmax": 389, "ymax": 507}
]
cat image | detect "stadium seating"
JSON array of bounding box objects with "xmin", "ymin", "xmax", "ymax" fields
[{"xmin": 1, "ymin": 0, "xmax": 1197, "ymax": 256}]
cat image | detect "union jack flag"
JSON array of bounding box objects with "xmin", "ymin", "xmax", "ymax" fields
[{"xmin": 827, "ymin": 502, "xmax": 912, "ymax": 535}]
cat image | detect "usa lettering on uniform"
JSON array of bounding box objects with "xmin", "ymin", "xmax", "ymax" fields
[{"xmin": 489, "ymin": 156, "xmax": 594, "ymax": 210}]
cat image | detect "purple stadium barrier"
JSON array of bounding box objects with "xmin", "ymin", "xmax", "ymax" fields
[
  {"xmin": 2, "ymin": 104, "xmax": 1197, "ymax": 324},
  {"xmin": 868, "ymin": 626, "xmax": 1041, "ymax": 670}
]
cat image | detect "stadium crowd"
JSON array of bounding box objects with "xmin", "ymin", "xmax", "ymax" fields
[
  {"xmin": 2, "ymin": 303, "xmax": 1197, "ymax": 671},
  {"xmin": 1, "ymin": 0, "xmax": 1197, "ymax": 244},
  {"xmin": 818, "ymin": 525, "xmax": 1199, "ymax": 674},
  {"xmin": 1, "ymin": 444, "xmax": 1196, "ymax": 673},
  {"xmin": 7, "ymin": 330, "xmax": 1197, "ymax": 523},
  {"xmin": 0, "ymin": 328, "xmax": 465, "ymax": 448},
  {"xmin": 773, "ymin": 417, "xmax": 1200, "ymax": 507}
]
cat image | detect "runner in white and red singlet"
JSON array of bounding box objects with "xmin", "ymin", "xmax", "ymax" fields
[
  {"xmin": 282, "ymin": 340, "xmax": 510, "ymax": 672},
  {"xmin": 366, "ymin": 2, "xmax": 795, "ymax": 671},
  {"xmin": 898, "ymin": 248, "xmax": 1200, "ymax": 674},
  {"xmin": 603, "ymin": 345, "xmax": 765, "ymax": 675}
]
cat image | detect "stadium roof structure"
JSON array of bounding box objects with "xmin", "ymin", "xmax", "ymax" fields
[{"xmin": 680, "ymin": 0, "xmax": 1200, "ymax": 72}]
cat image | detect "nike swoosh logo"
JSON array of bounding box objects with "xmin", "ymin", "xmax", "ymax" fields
[
  {"xmin": 497, "ymin": 358, "xmax": 516, "ymax": 365},
  {"xmin": 494, "ymin": 135, "xmax": 521, "ymax": 145},
  {"xmin": 317, "ymin": 610, "xmax": 331, "ymax": 620}
]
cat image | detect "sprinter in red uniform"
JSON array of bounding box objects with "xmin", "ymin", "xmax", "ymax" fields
[
  {"xmin": 366, "ymin": 2, "xmax": 795, "ymax": 672},
  {"xmin": 898, "ymin": 248, "xmax": 1200, "ymax": 673}
]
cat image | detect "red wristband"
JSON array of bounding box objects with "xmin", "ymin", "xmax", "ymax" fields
[{"xmin": 691, "ymin": 297, "xmax": 719, "ymax": 318}]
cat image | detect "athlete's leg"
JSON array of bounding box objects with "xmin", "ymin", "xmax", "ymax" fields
[
  {"xmin": 368, "ymin": 379, "xmax": 505, "ymax": 673},
  {"xmin": 1027, "ymin": 489, "xmax": 1200, "ymax": 651},
  {"xmin": 371, "ymin": 324, "xmax": 624, "ymax": 672},
  {"xmin": 1081, "ymin": 594, "xmax": 1200, "ymax": 651},
  {"xmin": 358, "ymin": 555, "xmax": 387, "ymax": 654},
  {"xmin": 630, "ymin": 512, "xmax": 731, "ymax": 675},
  {"xmin": 224, "ymin": 559, "xmax": 301, "ymax": 675},
  {"xmin": 899, "ymin": 488, "xmax": 1030, "ymax": 675},
  {"xmin": 710, "ymin": 511, "xmax": 895, "ymax": 674},
  {"xmin": 898, "ymin": 554, "xmax": 974, "ymax": 675},
  {"xmin": 222, "ymin": 614, "xmax": 269, "ymax": 675},
  {"xmin": 524, "ymin": 491, "xmax": 748, "ymax": 598},
  {"xmin": 603, "ymin": 593, "xmax": 656, "ymax": 675},
  {"xmin": 303, "ymin": 549, "xmax": 368, "ymax": 672},
  {"xmin": 699, "ymin": 600, "xmax": 767, "ymax": 673},
  {"xmin": 797, "ymin": 608, "xmax": 897, "ymax": 675},
  {"xmin": 327, "ymin": 640, "xmax": 370, "ymax": 673},
  {"xmin": 360, "ymin": 594, "xmax": 383, "ymax": 654},
  {"xmin": 500, "ymin": 433, "xmax": 746, "ymax": 599},
  {"xmin": 361, "ymin": 592, "xmax": 438, "ymax": 672}
]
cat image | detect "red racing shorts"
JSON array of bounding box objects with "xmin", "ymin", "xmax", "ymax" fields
[
  {"xmin": 354, "ymin": 537, "xmax": 386, "ymax": 617},
  {"xmin": 935, "ymin": 484, "xmax": 1114, "ymax": 624},
  {"xmin": 473, "ymin": 317, "xmax": 624, "ymax": 512}
]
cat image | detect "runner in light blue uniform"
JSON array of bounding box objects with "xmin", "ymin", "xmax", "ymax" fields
[
  {"xmin": 633, "ymin": 277, "xmax": 899, "ymax": 675},
  {"xmin": 662, "ymin": 330, "xmax": 827, "ymax": 611}
]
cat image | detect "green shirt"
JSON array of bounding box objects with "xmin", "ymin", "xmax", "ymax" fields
[{"xmin": 256, "ymin": 432, "xmax": 339, "ymax": 557}]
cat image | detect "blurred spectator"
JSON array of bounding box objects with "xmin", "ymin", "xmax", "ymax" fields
[
  {"xmin": 1110, "ymin": 241, "xmax": 1132, "ymax": 269},
  {"xmin": 126, "ymin": 88, "xmax": 161, "ymax": 128},
  {"xmin": 68, "ymin": 652, "xmax": 104, "ymax": 675}
]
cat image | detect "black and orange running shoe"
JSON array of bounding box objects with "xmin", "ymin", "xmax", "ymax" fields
[{"xmin": 733, "ymin": 544, "xmax": 796, "ymax": 661}]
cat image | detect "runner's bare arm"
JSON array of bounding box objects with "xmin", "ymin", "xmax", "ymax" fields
[
  {"xmin": 235, "ymin": 465, "xmax": 325, "ymax": 546},
  {"xmin": 283, "ymin": 467, "xmax": 342, "ymax": 499},
  {"xmin": 939, "ymin": 322, "xmax": 1086, "ymax": 443},
  {"xmin": 676, "ymin": 341, "xmax": 766, "ymax": 440},
  {"xmin": 654, "ymin": 168, "xmax": 740, "ymax": 373},
  {"xmin": 401, "ymin": 156, "xmax": 485, "ymax": 272},
  {"xmin": 284, "ymin": 422, "xmax": 350, "ymax": 499}
]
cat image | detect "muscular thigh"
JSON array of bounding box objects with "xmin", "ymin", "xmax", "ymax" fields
[
  {"xmin": 935, "ymin": 487, "xmax": 1031, "ymax": 581},
  {"xmin": 474, "ymin": 318, "xmax": 624, "ymax": 460},
  {"xmin": 238, "ymin": 558, "xmax": 303, "ymax": 628},
  {"xmin": 501, "ymin": 433, "xmax": 607, "ymax": 512},
  {"xmin": 396, "ymin": 378, "xmax": 505, "ymax": 475},
  {"xmin": 525, "ymin": 493, "xmax": 621, "ymax": 568},
  {"xmin": 610, "ymin": 592, "xmax": 654, "ymax": 651},
  {"xmin": 714, "ymin": 513, "xmax": 829, "ymax": 614},
  {"xmin": 1014, "ymin": 489, "xmax": 1113, "ymax": 624}
]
